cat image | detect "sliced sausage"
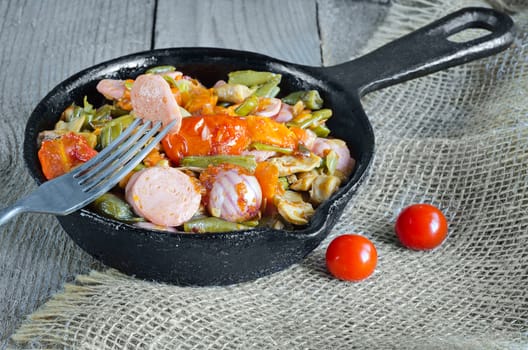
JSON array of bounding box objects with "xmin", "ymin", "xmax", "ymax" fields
[
  {"xmin": 96, "ymin": 79, "xmax": 126, "ymax": 100},
  {"xmin": 125, "ymin": 167, "xmax": 201, "ymax": 227},
  {"xmin": 130, "ymin": 74, "xmax": 182, "ymax": 133}
]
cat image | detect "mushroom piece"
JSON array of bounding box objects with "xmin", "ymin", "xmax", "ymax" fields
[
  {"xmin": 214, "ymin": 83, "xmax": 253, "ymax": 104},
  {"xmin": 290, "ymin": 170, "xmax": 319, "ymax": 191},
  {"xmin": 274, "ymin": 190, "xmax": 315, "ymax": 225},
  {"xmin": 267, "ymin": 153, "xmax": 322, "ymax": 177},
  {"xmin": 309, "ymin": 175, "xmax": 342, "ymax": 205}
]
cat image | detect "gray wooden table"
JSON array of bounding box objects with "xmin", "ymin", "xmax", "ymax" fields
[{"xmin": 0, "ymin": 0, "xmax": 388, "ymax": 346}]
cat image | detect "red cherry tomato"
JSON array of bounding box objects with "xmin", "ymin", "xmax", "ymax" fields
[
  {"xmin": 395, "ymin": 204, "xmax": 448, "ymax": 250},
  {"xmin": 325, "ymin": 234, "xmax": 377, "ymax": 281}
]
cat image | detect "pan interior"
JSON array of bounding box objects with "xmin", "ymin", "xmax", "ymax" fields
[{"xmin": 24, "ymin": 48, "xmax": 374, "ymax": 237}]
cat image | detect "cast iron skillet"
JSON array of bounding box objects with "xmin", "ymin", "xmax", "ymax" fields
[{"xmin": 24, "ymin": 7, "xmax": 513, "ymax": 285}]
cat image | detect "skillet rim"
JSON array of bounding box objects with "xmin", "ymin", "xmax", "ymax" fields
[{"xmin": 23, "ymin": 46, "xmax": 375, "ymax": 241}]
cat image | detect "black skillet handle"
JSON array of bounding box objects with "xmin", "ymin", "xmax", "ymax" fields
[{"xmin": 325, "ymin": 7, "xmax": 514, "ymax": 96}]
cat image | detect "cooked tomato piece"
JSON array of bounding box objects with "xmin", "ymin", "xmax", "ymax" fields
[
  {"xmin": 246, "ymin": 115, "xmax": 298, "ymax": 149},
  {"xmin": 184, "ymin": 86, "xmax": 217, "ymax": 115},
  {"xmin": 162, "ymin": 115, "xmax": 250, "ymax": 164},
  {"xmin": 254, "ymin": 161, "xmax": 282, "ymax": 214},
  {"xmin": 38, "ymin": 132, "xmax": 98, "ymax": 180}
]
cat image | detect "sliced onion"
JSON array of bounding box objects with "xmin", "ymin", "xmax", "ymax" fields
[
  {"xmin": 273, "ymin": 102, "xmax": 293, "ymax": 123},
  {"xmin": 311, "ymin": 138, "xmax": 355, "ymax": 175},
  {"xmin": 207, "ymin": 169, "xmax": 262, "ymax": 222},
  {"xmin": 213, "ymin": 80, "xmax": 227, "ymax": 88},
  {"xmin": 255, "ymin": 98, "xmax": 281, "ymax": 118},
  {"xmin": 135, "ymin": 221, "xmax": 177, "ymax": 232}
]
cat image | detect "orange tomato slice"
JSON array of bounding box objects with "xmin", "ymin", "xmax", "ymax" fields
[
  {"xmin": 162, "ymin": 115, "xmax": 250, "ymax": 164},
  {"xmin": 254, "ymin": 161, "xmax": 283, "ymax": 214},
  {"xmin": 246, "ymin": 115, "xmax": 297, "ymax": 149},
  {"xmin": 38, "ymin": 132, "xmax": 98, "ymax": 180}
]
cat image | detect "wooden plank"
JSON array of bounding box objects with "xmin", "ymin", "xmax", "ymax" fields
[
  {"xmin": 317, "ymin": 0, "xmax": 390, "ymax": 66},
  {"xmin": 154, "ymin": 0, "xmax": 321, "ymax": 66},
  {"xmin": 0, "ymin": 0, "xmax": 154, "ymax": 347}
]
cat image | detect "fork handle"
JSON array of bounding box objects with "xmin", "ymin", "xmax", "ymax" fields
[{"xmin": 0, "ymin": 205, "xmax": 24, "ymax": 227}]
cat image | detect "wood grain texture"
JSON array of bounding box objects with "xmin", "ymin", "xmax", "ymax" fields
[
  {"xmin": 154, "ymin": 0, "xmax": 321, "ymax": 66},
  {"xmin": 0, "ymin": 0, "xmax": 154, "ymax": 347}
]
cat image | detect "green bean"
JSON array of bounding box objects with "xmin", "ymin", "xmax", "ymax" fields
[
  {"xmin": 289, "ymin": 109, "xmax": 332, "ymax": 129},
  {"xmin": 162, "ymin": 75, "xmax": 190, "ymax": 91},
  {"xmin": 163, "ymin": 75, "xmax": 178, "ymax": 88},
  {"xmin": 311, "ymin": 124, "xmax": 330, "ymax": 137},
  {"xmin": 134, "ymin": 163, "xmax": 146, "ymax": 172},
  {"xmin": 175, "ymin": 79, "xmax": 191, "ymax": 92},
  {"xmin": 83, "ymin": 96, "xmax": 95, "ymax": 114},
  {"xmin": 281, "ymin": 91, "xmax": 304, "ymax": 106},
  {"xmin": 183, "ymin": 217, "xmax": 251, "ymax": 233},
  {"xmin": 253, "ymin": 75, "xmax": 281, "ymax": 97},
  {"xmin": 146, "ymin": 65, "xmax": 176, "ymax": 74},
  {"xmin": 310, "ymin": 109, "xmax": 332, "ymax": 123},
  {"xmin": 61, "ymin": 104, "xmax": 75, "ymax": 122},
  {"xmin": 92, "ymin": 193, "xmax": 143, "ymax": 223},
  {"xmin": 63, "ymin": 97, "xmax": 94, "ymax": 124},
  {"xmin": 97, "ymin": 114, "xmax": 135, "ymax": 150},
  {"xmin": 235, "ymin": 95, "xmax": 259, "ymax": 116},
  {"xmin": 241, "ymin": 220, "xmax": 259, "ymax": 227},
  {"xmin": 61, "ymin": 97, "xmax": 101, "ymax": 130},
  {"xmin": 267, "ymin": 86, "xmax": 280, "ymax": 98},
  {"xmin": 55, "ymin": 116, "xmax": 85, "ymax": 133},
  {"xmin": 258, "ymin": 215, "xmax": 287, "ymax": 230},
  {"xmin": 70, "ymin": 105, "xmax": 84, "ymax": 121},
  {"xmin": 300, "ymin": 90, "xmax": 323, "ymax": 109},
  {"xmin": 181, "ymin": 155, "xmax": 257, "ymax": 172},
  {"xmin": 250, "ymin": 142, "xmax": 293, "ymax": 155},
  {"xmin": 228, "ymin": 70, "xmax": 280, "ymax": 87},
  {"xmin": 325, "ymin": 150, "xmax": 338, "ymax": 175},
  {"xmin": 279, "ymin": 177, "xmax": 289, "ymax": 190},
  {"xmin": 282, "ymin": 90, "xmax": 324, "ymax": 110},
  {"xmin": 110, "ymin": 104, "xmax": 129, "ymax": 117},
  {"xmin": 86, "ymin": 104, "xmax": 113, "ymax": 129}
]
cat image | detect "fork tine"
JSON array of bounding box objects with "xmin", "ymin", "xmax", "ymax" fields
[
  {"xmin": 70, "ymin": 118, "xmax": 142, "ymax": 176},
  {"xmin": 82, "ymin": 119, "xmax": 177, "ymax": 194},
  {"xmin": 75, "ymin": 120, "xmax": 153, "ymax": 182},
  {"xmin": 80, "ymin": 120, "xmax": 162, "ymax": 188}
]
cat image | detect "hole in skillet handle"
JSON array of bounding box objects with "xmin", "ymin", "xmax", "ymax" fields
[
  {"xmin": 447, "ymin": 28, "xmax": 493, "ymax": 43},
  {"xmin": 443, "ymin": 8, "xmax": 505, "ymax": 43}
]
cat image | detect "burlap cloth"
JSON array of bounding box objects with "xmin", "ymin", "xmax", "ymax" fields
[{"xmin": 10, "ymin": 0, "xmax": 528, "ymax": 349}]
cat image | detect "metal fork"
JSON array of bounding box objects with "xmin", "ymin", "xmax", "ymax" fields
[{"xmin": 0, "ymin": 118, "xmax": 176, "ymax": 226}]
